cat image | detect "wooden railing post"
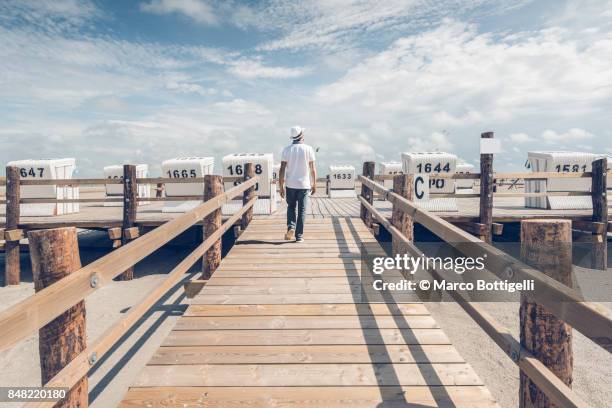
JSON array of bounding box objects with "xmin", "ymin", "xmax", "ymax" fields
[
  {"xmin": 203, "ymin": 175, "xmax": 222, "ymax": 279},
  {"xmin": 391, "ymin": 174, "xmax": 414, "ymax": 255},
  {"xmin": 520, "ymin": 219, "xmax": 573, "ymax": 408},
  {"xmin": 4, "ymin": 166, "xmax": 21, "ymax": 286},
  {"xmin": 591, "ymin": 158, "xmax": 608, "ymax": 270},
  {"xmin": 118, "ymin": 164, "xmax": 137, "ymax": 280},
  {"xmin": 360, "ymin": 161, "xmax": 375, "ymax": 227},
  {"xmin": 28, "ymin": 227, "xmax": 88, "ymax": 407},
  {"xmin": 479, "ymin": 132, "xmax": 494, "ymax": 243},
  {"xmin": 241, "ymin": 163, "xmax": 254, "ymax": 230}
]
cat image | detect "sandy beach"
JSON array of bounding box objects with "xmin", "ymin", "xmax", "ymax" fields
[{"xmin": 0, "ymin": 232, "xmax": 198, "ymax": 408}]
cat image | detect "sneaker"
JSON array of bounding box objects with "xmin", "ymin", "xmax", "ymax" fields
[
  {"xmin": 296, "ymin": 237, "xmax": 304, "ymax": 243},
  {"xmin": 285, "ymin": 228, "xmax": 295, "ymax": 240}
]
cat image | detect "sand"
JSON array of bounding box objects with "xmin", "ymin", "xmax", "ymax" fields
[{"xmin": 0, "ymin": 232, "xmax": 198, "ymax": 408}]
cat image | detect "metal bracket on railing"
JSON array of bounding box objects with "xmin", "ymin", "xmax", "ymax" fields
[{"xmin": 90, "ymin": 273, "xmax": 100, "ymax": 288}]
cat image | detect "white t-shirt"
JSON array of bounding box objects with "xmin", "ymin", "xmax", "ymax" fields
[{"xmin": 281, "ymin": 143, "xmax": 316, "ymax": 189}]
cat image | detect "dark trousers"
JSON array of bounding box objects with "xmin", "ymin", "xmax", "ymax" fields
[{"xmin": 286, "ymin": 187, "xmax": 308, "ymax": 238}]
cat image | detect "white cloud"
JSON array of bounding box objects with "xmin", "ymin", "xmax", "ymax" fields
[
  {"xmin": 0, "ymin": 0, "xmax": 100, "ymax": 33},
  {"xmin": 406, "ymin": 132, "xmax": 455, "ymax": 152},
  {"xmin": 140, "ymin": 0, "xmax": 217, "ymax": 25},
  {"xmin": 507, "ymin": 133, "xmax": 533, "ymax": 143},
  {"xmin": 541, "ymin": 128, "xmax": 595, "ymax": 143},
  {"xmin": 235, "ymin": 0, "xmax": 533, "ymax": 51},
  {"xmin": 316, "ymin": 20, "xmax": 612, "ymax": 124},
  {"xmin": 227, "ymin": 58, "xmax": 310, "ymax": 79}
]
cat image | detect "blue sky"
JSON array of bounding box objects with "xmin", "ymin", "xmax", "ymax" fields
[{"xmin": 1, "ymin": 0, "xmax": 611, "ymax": 176}]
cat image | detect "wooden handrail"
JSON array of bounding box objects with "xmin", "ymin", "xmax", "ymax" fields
[
  {"xmin": 373, "ymin": 171, "xmax": 612, "ymax": 181},
  {"xmin": 0, "ymin": 176, "xmax": 258, "ymax": 352},
  {"xmin": 24, "ymin": 195, "xmax": 257, "ymax": 408},
  {"xmin": 359, "ymin": 175, "xmax": 612, "ymax": 352},
  {"xmin": 359, "ymin": 195, "xmax": 588, "ymax": 408},
  {"xmin": 7, "ymin": 170, "xmax": 611, "ymax": 186},
  {"xmin": 15, "ymin": 176, "xmax": 250, "ymax": 186}
]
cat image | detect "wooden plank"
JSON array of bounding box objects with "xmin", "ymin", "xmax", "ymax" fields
[
  {"xmin": 221, "ymin": 258, "xmax": 363, "ymax": 264},
  {"xmin": 4, "ymin": 228, "xmax": 24, "ymax": 242},
  {"xmin": 204, "ymin": 277, "xmax": 373, "ymax": 286},
  {"xmin": 133, "ymin": 363, "xmax": 482, "ymax": 387},
  {"xmin": 225, "ymin": 250, "xmax": 364, "ymax": 264},
  {"xmin": 173, "ymin": 315, "xmax": 438, "ymax": 330},
  {"xmin": 163, "ymin": 328, "xmax": 450, "ymax": 346},
  {"xmin": 215, "ymin": 264, "xmax": 362, "ymax": 270},
  {"xmin": 189, "ymin": 294, "xmax": 417, "ymax": 304},
  {"xmin": 149, "ymin": 344, "xmax": 463, "ymax": 364},
  {"xmin": 107, "ymin": 227, "xmax": 122, "ymax": 240},
  {"xmin": 184, "ymin": 303, "xmax": 429, "ymax": 316},
  {"xmin": 199, "ymin": 284, "xmax": 365, "ymax": 295},
  {"xmin": 121, "ymin": 386, "xmax": 498, "ymax": 408},
  {"xmin": 209, "ymin": 269, "xmax": 364, "ymax": 277}
]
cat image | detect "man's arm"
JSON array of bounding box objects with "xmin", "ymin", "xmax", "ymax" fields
[
  {"xmin": 309, "ymin": 161, "xmax": 317, "ymax": 195},
  {"xmin": 279, "ymin": 161, "xmax": 287, "ymax": 199}
]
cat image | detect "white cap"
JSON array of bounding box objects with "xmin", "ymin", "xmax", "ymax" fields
[{"xmin": 290, "ymin": 126, "xmax": 305, "ymax": 140}]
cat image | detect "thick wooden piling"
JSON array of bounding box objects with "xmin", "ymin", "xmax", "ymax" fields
[
  {"xmin": 591, "ymin": 158, "xmax": 608, "ymax": 270},
  {"xmin": 391, "ymin": 174, "xmax": 414, "ymax": 255},
  {"xmin": 4, "ymin": 166, "xmax": 21, "ymax": 286},
  {"xmin": 479, "ymin": 132, "xmax": 494, "ymax": 243},
  {"xmin": 520, "ymin": 219, "xmax": 573, "ymax": 408},
  {"xmin": 203, "ymin": 175, "xmax": 222, "ymax": 279},
  {"xmin": 241, "ymin": 163, "xmax": 254, "ymax": 229},
  {"xmin": 28, "ymin": 227, "xmax": 88, "ymax": 408},
  {"xmin": 360, "ymin": 161, "xmax": 375, "ymax": 227},
  {"xmin": 118, "ymin": 164, "xmax": 137, "ymax": 280}
]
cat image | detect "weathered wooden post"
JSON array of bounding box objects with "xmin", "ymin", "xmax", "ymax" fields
[
  {"xmin": 4, "ymin": 166, "xmax": 21, "ymax": 286},
  {"xmin": 241, "ymin": 162, "xmax": 254, "ymax": 230},
  {"xmin": 118, "ymin": 164, "xmax": 138, "ymax": 280},
  {"xmin": 520, "ymin": 219, "xmax": 573, "ymax": 408},
  {"xmin": 591, "ymin": 158, "xmax": 608, "ymax": 270},
  {"xmin": 28, "ymin": 227, "xmax": 88, "ymax": 407},
  {"xmin": 479, "ymin": 132, "xmax": 494, "ymax": 243},
  {"xmin": 360, "ymin": 161, "xmax": 375, "ymax": 227},
  {"xmin": 391, "ymin": 174, "xmax": 414, "ymax": 255},
  {"xmin": 203, "ymin": 175, "xmax": 222, "ymax": 279}
]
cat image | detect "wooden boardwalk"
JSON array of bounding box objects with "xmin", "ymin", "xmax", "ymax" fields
[{"xmin": 120, "ymin": 213, "xmax": 497, "ymax": 407}]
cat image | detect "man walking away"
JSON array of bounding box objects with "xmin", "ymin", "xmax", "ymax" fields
[{"xmin": 279, "ymin": 126, "xmax": 317, "ymax": 242}]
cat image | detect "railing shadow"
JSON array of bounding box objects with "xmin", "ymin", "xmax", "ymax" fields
[
  {"xmin": 87, "ymin": 272, "xmax": 193, "ymax": 404},
  {"xmin": 333, "ymin": 216, "xmax": 451, "ymax": 408}
]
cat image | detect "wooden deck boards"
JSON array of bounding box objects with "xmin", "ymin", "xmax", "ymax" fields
[{"xmin": 119, "ymin": 216, "xmax": 498, "ymax": 407}]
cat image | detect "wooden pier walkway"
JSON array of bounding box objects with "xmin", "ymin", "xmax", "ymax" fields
[{"xmin": 120, "ymin": 213, "xmax": 497, "ymax": 407}]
